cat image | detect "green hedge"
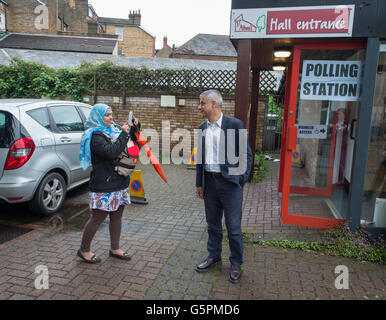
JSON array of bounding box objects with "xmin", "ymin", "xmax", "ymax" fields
[
  {"xmin": 0, "ymin": 59, "xmax": 278, "ymax": 102},
  {"xmin": 0, "ymin": 59, "xmax": 88, "ymax": 101}
]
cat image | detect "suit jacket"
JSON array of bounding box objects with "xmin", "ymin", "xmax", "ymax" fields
[{"xmin": 196, "ymin": 114, "xmax": 253, "ymax": 193}]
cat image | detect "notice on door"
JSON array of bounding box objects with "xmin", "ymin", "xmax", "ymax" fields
[
  {"xmin": 296, "ymin": 124, "xmax": 327, "ymax": 139},
  {"xmin": 300, "ymin": 60, "xmax": 362, "ymax": 101}
]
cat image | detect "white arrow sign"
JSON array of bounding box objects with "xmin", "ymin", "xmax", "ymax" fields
[{"xmin": 296, "ymin": 124, "xmax": 327, "ymax": 139}]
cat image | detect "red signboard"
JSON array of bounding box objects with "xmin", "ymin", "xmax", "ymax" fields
[
  {"xmin": 267, "ymin": 8, "xmax": 350, "ymax": 35},
  {"xmin": 231, "ymin": 5, "xmax": 355, "ymax": 39}
]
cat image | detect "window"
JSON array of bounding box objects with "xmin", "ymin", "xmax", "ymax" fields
[
  {"xmin": 27, "ymin": 108, "xmax": 50, "ymax": 130},
  {"xmin": 0, "ymin": 111, "xmax": 18, "ymax": 148},
  {"xmin": 116, "ymin": 27, "xmax": 123, "ymax": 41},
  {"xmin": 79, "ymin": 106, "xmax": 91, "ymax": 120},
  {"xmin": 49, "ymin": 106, "xmax": 84, "ymax": 132},
  {"xmin": 88, "ymin": 6, "xmax": 93, "ymax": 19},
  {"xmin": 361, "ymin": 44, "xmax": 386, "ymax": 227},
  {"xmin": 0, "ymin": 11, "xmax": 5, "ymax": 32}
]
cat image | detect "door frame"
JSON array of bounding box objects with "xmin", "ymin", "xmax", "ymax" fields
[{"xmin": 280, "ymin": 40, "xmax": 366, "ymax": 229}]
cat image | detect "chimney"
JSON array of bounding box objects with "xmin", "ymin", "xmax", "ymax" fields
[
  {"xmin": 163, "ymin": 36, "xmax": 168, "ymax": 49},
  {"xmin": 128, "ymin": 9, "xmax": 141, "ymax": 25}
]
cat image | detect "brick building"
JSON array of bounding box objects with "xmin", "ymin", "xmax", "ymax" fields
[
  {"xmin": 98, "ymin": 10, "xmax": 155, "ymax": 57},
  {"xmin": 171, "ymin": 33, "xmax": 237, "ymax": 62},
  {"xmin": 4, "ymin": 0, "xmax": 58, "ymax": 34},
  {"xmin": 0, "ymin": 1, "xmax": 120, "ymax": 54},
  {"xmin": 2, "ymin": 0, "xmax": 103, "ymax": 36},
  {"xmin": 156, "ymin": 36, "xmax": 173, "ymax": 58},
  {"xmin": 57, "ymin": 0, "xmax": 102, "ymax": 35}
]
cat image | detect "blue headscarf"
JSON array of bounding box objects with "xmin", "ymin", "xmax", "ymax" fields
[{"xmin": 79, "ymin": 104, "xmax": 121, "ymax": 170}]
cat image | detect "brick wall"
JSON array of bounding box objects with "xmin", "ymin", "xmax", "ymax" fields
[
  {"xmin": 104, "ymin": 24, "xmax": 154, "ymax": 57},
  {"xmin": 6, "ymin": 0, "xmax": 92, "ymax": 35},
  {"xmin": 85, "ymin": 94, "xmax": 266, "ymax": 156},
  {"xmin": 58, "ymin": 0, "xmax": 89, "ymax": 34},
  {"xmin": 6, "ymin": 0, "xmax": 57, "ymax": 34}
]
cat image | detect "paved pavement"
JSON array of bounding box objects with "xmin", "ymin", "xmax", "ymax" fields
[{"xmin": 0, "ymin": 162, "xmax": 385, "ymax": 300}]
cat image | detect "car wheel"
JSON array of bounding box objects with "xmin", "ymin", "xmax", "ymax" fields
[{"xmin": 29, "ymin": 172, "xmax": 67, "ymax": 216}]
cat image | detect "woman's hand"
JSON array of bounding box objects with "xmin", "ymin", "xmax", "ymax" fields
[
  {"xmin": 121, "ymin": 121, "xmax": 130, "ymax": 133},
  {"xmin": 129, "ymin": 114, "xmax": 139, "ymax": 127}
]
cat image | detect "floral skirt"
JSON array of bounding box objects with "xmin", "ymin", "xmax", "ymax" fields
[{"xmin": 89, "ymin": 188, "xmax": 130, "ymax": 212}]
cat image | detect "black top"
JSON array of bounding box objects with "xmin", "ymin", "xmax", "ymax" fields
[
  {"xmin": 89, "ymin": 130, "xmax": 130, "ymax": 192},
  {"xmin": 88, "ymin": 122, "xmax": 141, "ymax": 193}
]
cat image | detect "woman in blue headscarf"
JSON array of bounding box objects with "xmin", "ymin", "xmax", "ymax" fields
[{"xmin": 77, "ymin": 104, "xmax": 138, "ymax": 263}]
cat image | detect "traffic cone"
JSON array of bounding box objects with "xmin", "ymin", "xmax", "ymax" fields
[
  {"xmin": 129, "ymin": 169, "xmax": 148, "ymax": 204},
  {"xmin": 291, "ymin": 144, "xmax": 303, "ymax": 168},
  {"xmin": 187, "ymin": 147, "xmax": 197, "ymax": 170}
]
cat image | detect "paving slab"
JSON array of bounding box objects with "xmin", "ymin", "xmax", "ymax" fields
[{"xmin": 0, "ymin": 163, "xmax": 384, "ymax": 300}]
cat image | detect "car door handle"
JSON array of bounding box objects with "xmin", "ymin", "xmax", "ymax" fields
[{"xmin": 60, "ymin": 137, "xmax": 72, "ymax": 143}]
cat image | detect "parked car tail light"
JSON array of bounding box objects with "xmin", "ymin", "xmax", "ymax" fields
[{"xmin": 4, "ymin": 137, "xmax": 36, "ymax": 170}]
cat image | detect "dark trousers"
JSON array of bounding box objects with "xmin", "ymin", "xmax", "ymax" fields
[
  {"xmin": 80, "ymin": 205, "xmax": 124, "ymax": 252},
  {"xmin": 203, "ymin": 173, "xmax": 243, "ymax": 266}
]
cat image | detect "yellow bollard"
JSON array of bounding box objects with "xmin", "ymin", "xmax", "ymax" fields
[
  {"xmin": 187, "ymin": 147, "xmax": 197, "ymax": 170},
  {"xmin": 291, "ymin": 144, "xmax": 303, "ymax": 168},
  {"xmin": 129, "ymin": 169, "xmax": 148, "ymax": 204}
]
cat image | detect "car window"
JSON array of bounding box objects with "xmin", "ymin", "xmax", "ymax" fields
[
  {"xmin": 27, "ymin": 108, "xmax": 51, "ymax": 130},
  {"xmin": 49, "ymin": 106, "xmax": 84, "ymax": 132},
  {"xmin": 0, "ymin": 111, "xmax": 19, "ymax": 148},
  {"xmin": 79, "ymin": 106, "xmax": 91, "ymax": 120}
]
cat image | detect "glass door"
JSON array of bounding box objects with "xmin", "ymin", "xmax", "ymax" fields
[
  {"xmin": 281, "ymin": 41, "xmax": 366, "ymax": 229},
  {"xmin": 361, "ymin": 43, "xmax": 386, "ymax": 229}
]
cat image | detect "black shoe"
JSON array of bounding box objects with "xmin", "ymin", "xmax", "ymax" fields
[
  {"xmin": 195, "ymin": 256, "xmax": 221, "ymax": 273},
  {"xmin": 77, "ymin": 250, "xmax": 101, "ymax": 264},
  {"xmin": 229, "ymin": 264, "xmax": 242, "ymax": 283},
  {"xmin": 109, "ymin": 250, "xmax": 132, "ymax": 261}
]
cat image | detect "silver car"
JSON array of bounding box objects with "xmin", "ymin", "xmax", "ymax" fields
[{"xmin": 0, "ymin": 99, "xmax": 92, "ymax": 215}]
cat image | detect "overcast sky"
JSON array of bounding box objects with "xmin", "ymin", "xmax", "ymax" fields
[{"xmin": 89, "ymin": 0, "xmax": 232, "ymax": 50}]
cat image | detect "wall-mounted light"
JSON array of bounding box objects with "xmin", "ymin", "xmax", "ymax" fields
[
  {"xmin": 273, "ymin": 47, "xmax": 292, "ymax": 58},
  {"xmin": 272, "ymin": 63, "xmax": 286, "ymax": 71}
]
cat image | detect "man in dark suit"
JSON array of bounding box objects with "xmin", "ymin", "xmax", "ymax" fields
[{"xmin": 195, "ymin": 89, "xmax": 253, "ymax": 283}]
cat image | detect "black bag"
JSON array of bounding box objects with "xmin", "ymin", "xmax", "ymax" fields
[
  {"xmin": 102, "ymin": 132, "xmax": 139, "ymax": 178},
  {"xmin": 113, "ymin": 140, "xmax": 139, "ymax": 178}
]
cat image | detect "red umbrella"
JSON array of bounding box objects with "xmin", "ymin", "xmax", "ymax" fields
[{"xmin": 134, "ymin": 131, "xmax": 168, "ymax": 184}]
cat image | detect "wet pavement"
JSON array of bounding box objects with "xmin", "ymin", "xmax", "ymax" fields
[
  {"xmin": 0, "ymin": 224, "xmax": 32, "ymax": 245},
  {"xmin": 0, "ymin": 185, "xmax": 90, "ymax": 232},
  {"xmin": 0, "ymin": 162, "xmax": 385, "ymax": 300}
]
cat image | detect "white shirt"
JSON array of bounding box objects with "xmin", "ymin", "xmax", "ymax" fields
[{"xmin": 204, "ymin": 113, "xmax": 223, "ymax": 173}]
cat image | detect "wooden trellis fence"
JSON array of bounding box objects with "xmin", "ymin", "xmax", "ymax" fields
[{"xmin": 79, "ymin": 65, "xmax": 279, "ymax": 103}]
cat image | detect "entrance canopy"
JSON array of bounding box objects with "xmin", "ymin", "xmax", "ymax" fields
[{"xmin": 231, "ymin": 0, "xmax": 386, "ymax": 233}]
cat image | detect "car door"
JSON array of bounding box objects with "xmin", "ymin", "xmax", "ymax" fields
[
  {"xmin": 77, "ymin": 105, "xmax": 92, "ymax": 179},
  {"xmin": 48, "ymin": 104, "xmax": 86, "ymax": 185},
  {"xmin": 0, "ymin": 107, "xmax": 20, "ymax": 180}
]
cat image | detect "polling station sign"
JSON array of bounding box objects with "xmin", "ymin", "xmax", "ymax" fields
[{"xmin": 300, "ymin": 60, "xmax": 362, "ymax": 101}]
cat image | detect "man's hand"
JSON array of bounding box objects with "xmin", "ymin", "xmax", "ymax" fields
[{"xmin": 196, "ymin": 187, "xmax": 203, "ymax": 199}]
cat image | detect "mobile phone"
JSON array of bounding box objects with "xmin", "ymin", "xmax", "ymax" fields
[{"xmin": 128, "ymin": 111, "xmax": 133, "ymax": 125}]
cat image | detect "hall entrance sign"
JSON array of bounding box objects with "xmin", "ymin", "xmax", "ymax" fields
[{"xmin": 231, "ymin": 5, "xmax": 355, "ymax": 39}]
